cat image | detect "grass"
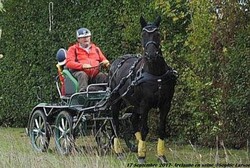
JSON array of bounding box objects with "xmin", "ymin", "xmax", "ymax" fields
[{"xmin": 0, "ymin": 127, "xmax": 249, "ymax": 168}]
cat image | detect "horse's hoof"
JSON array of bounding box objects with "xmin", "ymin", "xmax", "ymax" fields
[
  {"xmin": 117, "ymin": 153, "xmax": 126, "ymax": 160},
  {"xmin": 138, "ymin": 157, "xmax": 146, "ymax": 164},
  {"xmin": 158, "ymin": 155, "xmax": 168, "ymax": 163},
  {"xmin": 130, "ymin": 145, "xmax": 138, "ymax": 153}
]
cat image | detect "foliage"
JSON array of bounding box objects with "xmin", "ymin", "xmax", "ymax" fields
[
  {"xmin": 154, "ymin": 0, "xmax": 250, "ymax": 148},
  {"xmin": 174, "ymin": 0, "xmax": 221, "ymax": 146},
  {"xmin": 0, "ymin": 0, "xmax": 151, "ymax": 127},
  {"xmin": 0, "ymin": 0, "xmax": 249, "ymax": 148},
  {"xmin": 223, "ymin": 34, "xmax": 250, "ymax": 148}
]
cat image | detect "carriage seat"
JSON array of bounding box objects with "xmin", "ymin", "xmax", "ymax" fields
[
  {"xmin": 56, "ymin": 67, "xmax": 79, "ymax": 98},
  {"xmin": 56, "ymin": 48, "xmax": 79, "ymax": 98},
  {"xmin": 62, "ymin": 69, "xmax": 79, "ymax": 96}
]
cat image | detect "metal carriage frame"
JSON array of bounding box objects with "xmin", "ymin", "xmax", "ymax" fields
[{"xmin": 26, "ymin": 71, "xmax": 136, "ymax": 155}]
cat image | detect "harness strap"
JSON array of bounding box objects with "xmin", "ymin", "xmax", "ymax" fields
[
  {"xmin": 107, "ymin": 56, "xmax": 142, "ymax": 106},
  {"xmin": 95, "ymin": 55, "xmax": 141, "ymax": 109},
  {"xmin": 134, "ymin": 69, "xmax": 177, "ymax": 85},
  {"xmin": 109, "ymin": 54, "xmax": 141, "ymax": 84},
  {"xmin": 111, "ymin": 56, "xmax": 142, "ymax": 95}
]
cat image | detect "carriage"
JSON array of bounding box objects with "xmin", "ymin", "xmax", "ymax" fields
[
  {"xmin": 26, "ymin": 16, "xmax": 178, "ymax": 163},
  {"xmin": 26, "ymin": 67, "xmax": 136, "ymax": 155}
]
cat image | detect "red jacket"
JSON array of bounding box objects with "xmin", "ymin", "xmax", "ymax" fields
[{"xmin": 66, "ymin": 43, "xmax": 108, "ymax": 77}]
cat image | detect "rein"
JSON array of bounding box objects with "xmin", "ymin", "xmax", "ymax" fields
[{"xmin": 107, "ymin": 56, "xmax": 142, "ymax": 106}]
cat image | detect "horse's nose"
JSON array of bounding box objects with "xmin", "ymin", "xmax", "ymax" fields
[{"xmin": 151, "ymin": 51, "xmax": 159, "ymax": 58}]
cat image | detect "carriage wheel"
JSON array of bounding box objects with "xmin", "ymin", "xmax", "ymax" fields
[
  {"xmin": 54, "ymin": 111, "xmax": 75, "ymax": 155},
  {"xmin": 29, "ymin": 109, "xmax": 50, "ymax": 152},
  {"xmin": 94, "ymin": 119, "xmax": 113, "ymax": 155}
]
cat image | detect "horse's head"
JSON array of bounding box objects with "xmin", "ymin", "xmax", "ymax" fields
[{"xmin": 140, "ymin": 16, "xmax": 162, "ymax": 61}]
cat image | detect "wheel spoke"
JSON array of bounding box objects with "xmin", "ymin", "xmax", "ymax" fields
[
  {"xmin": 34, "ymin": 132, "xmax": 40, "ymax": 143},
  {"xmin": 35, "ymin": 118, "xmax": 40, "ymax": 129},
  {"xmin": 40, "ymin": 121, "xmax": 44, "ymax": 129},
  {"xmin": 38, "ymin": 116, "xmax": 42, "ymax": 126},
  {"xmin": 61, "ymin": 118, "xmax": 65, "ymax": 130},
  {"xmin": 40, "ymin": 130, "xmax": 46, "ymax": 136},
  {"xmin": 65, "ymin": 120, "xmax": 69, "ymax": 129},
  {"xmin": 58, "ymin": 125, "xmax": 64, "ymax": 133},
  {"xmin": 58, "ymin": 134, "xmax": 64, "ymax": 141},
  {"xmin": 40, "ymin": 136, "xmax": 46, "ymax": 146},
  {"xmin": 65, "ymin": 128, "xmax": 70, "ymax": 134},
  {"xmin": 35, "ymin": 136, "xmax": 41, "ymax": 147},
  {"xmin": 32, "ymin": 128, "xmax": 39, "ymax": 133},
  {"xmin": 63, "ymin": 138, "xmax": 68, "ymax": 150}
]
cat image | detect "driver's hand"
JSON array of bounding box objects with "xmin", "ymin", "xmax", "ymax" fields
[
  {"xmin": 82, "ymin": 64, "xmax": 92, "ymax": 69},
  {"xmin": 101, "ymin": 60, "xmax": 110, "ymax": 68}
]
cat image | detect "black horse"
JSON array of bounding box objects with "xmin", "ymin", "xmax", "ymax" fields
[{"xmin": 108, "ymin": 16, "xmax": 177, "ymax": 163}]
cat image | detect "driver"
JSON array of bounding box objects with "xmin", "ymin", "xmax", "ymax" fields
[{"xmin": 66, "ymin": 28, "xmax": 110, "ymax": 91}]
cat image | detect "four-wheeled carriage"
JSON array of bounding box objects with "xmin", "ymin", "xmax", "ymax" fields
[{"xmin": 26, "ymin": 68, "xmax": 135, "ymax": 155}]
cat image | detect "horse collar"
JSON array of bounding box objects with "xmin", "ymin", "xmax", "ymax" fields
[{"xmin": 134, "ymin": 69, "xmax": 175, "ymax": 86}]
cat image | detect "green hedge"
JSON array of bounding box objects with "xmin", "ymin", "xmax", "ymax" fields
[{"xmin": 0, "ymin": 0, "xmax": 149, "ymax": 126}]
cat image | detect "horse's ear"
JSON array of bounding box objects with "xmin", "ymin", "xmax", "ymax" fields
[
  {"xmin": 140, "ymin": 16, "xmax": 147, "ymax": 29},
  {"xmin": 154, "ymin": 16, "xmax": 161, "ymax": 27}
]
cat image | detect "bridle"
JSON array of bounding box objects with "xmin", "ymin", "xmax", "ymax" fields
[{"xmin": 142, "ymin": 25, "xmax": 162, "ymax": 60}]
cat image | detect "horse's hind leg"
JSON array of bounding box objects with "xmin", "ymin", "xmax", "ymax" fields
[
  {"xmin": 131, "ymin": 112, "xmax": 141, "ymax": 140},
  {"xmin": 111, "ymin": 100, "xmax": 124, "ymax": 158}
]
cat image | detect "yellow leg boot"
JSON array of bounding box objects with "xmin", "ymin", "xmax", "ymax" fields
[
  {"xmin": 157, "ymin": 138, "xmax": 165, "ymax": 156},
  {"xmin": 138, "ymin": 140, "xmax": 146, "ymax": 157},
  {"xmin": 138, "ymin": 140, "xmax": 146, "ymax": 163},
  {"xmin": 157, "ymin": 138, "xmax": 168, "ymax": 163},
  {"xmin": 135, "ymin": 132, "xmax": 142, "ymax": 141},
  {"xmin": 114, "ymin": 137, "xmax": 122, "ymax": 154}
]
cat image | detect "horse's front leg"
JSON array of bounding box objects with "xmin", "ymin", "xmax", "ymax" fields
[
  {"xmin": 157, "ymin": 102, "xmax": 172, "ymax": 163},
  {"xmin": 134, "ymin": 106, "xmax": 149, "ymax": 164}
]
